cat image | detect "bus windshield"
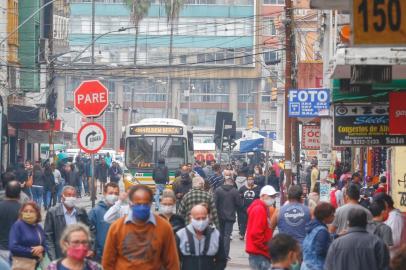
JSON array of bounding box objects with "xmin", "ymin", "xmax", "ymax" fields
[{"xmin": 126, "ymin": 136, "xmax": 186, "ymax": 169}]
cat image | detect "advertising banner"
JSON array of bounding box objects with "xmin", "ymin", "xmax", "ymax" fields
[
  {"xmin": 302, "ymin": 125, "xmax": 320, "ymax": 149},
  {"xmin": 333, "ymin": 104, "xmax": 406, "ymax": 146},
  {"xmin": 288, "ymin": 88, "xmax": 330, "ymax": 117},
  {"xmin": 389, "ymin": 92, "xmax": 406, "ymax": 135},
  {"xmin": 392, "ymin": 147, "xmax": 406, "ymax": 212}
]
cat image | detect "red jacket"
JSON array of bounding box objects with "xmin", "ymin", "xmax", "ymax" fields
[{"xmin": 245, "ymin": 199, "xmax": 273, "ymax": 258}]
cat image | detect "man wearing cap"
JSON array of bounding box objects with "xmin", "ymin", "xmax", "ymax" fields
[{"xmin": 245, "ymin": 185, "xmax": 279, "ymax": 270}]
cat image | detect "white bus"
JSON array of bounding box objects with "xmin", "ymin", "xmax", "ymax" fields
[{"xmin": 123, "ymin": 118, "xmax": 194, "ymax": 189}]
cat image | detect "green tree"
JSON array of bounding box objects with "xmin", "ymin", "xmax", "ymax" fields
[
  {"xmin": 125, "ymin": 0, "xmax": 151, "ymax": 65},
  {"xmin": 165, "ymin": 0, "xmax": 185, "ymax": 65}
]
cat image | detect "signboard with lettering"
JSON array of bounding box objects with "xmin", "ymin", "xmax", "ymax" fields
[
  {"xmin": 288, "ymin": 89, "xmax": 330, "ymax": 117},
  {"xmin": 333, "ymin": 104, "xmax": 406, "ymax": 146},
  {"xmin": 129, "ymin": 126, "xmax": 183, "ymax": 136},
  {"xmin": 353, "ymin": 0, "xmax": 406, "ymax": 46},
  {"xmin": 392, "ymin": 147, "xmax": 406, "ymax": 212},
  {"xmin": 302, "ymin": 125, "xmax": 320, "ymax": 149},
  {"xmin": 319, "ymin": 182, "xmax": 331, "ymax": 202},
  {"xmin": 389, "ymin": 92, "xmax": 406, "ymax": 135}
]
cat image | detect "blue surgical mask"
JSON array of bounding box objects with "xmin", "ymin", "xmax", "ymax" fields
[{"xmin": 131, "ymin": 204, "xmax": 151, "ymax": 221}]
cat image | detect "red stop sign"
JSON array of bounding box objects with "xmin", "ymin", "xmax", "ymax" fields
[{"xmin": 74, "ymin": 80, "xmax": 109, "ymax": 117}]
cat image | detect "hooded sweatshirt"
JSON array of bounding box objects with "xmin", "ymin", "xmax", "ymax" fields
[
  {"xmin": 214, "ymin": 185, "xmax": 243, "ymax": 222},
  {"xmin": 301, "ymin": 219, "xmax": 331, "ymax": 270},
  {"xmin": 245, "ymin": 199, "xmax": 273, "ymax": 258}
]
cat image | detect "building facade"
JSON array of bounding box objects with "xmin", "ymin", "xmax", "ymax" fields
[{"xmin": 59, "ymin": 0, "xmax": 270, "ymax": 150}]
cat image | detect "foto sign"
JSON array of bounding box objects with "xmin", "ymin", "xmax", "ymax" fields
[
  {"xmin": 353, "ymin": 0, "xmax": 406, "ymax": 45},
  {"xmin": 74, "ymin": 80, "xmax": 109, "ymax": 117},
  {"xmin": 333, "ymin": 104, "xmax": 406, "ymax": 146},
  {"xmin": 288, "ymin": 89, "xmax": 330, "ymax": 117},
  {"xmin": 389, "ymin": 92, "xmax": 406, "ymax": 134},
  {"xmin": 302, "ymin": 125, "xmax": 320, "ymax": 150},
  {"xmin": 77, "ymin": 122, "xmax": 107, "ymax": 154}
]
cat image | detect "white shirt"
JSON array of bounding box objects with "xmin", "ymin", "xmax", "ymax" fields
[
  {"xmin": 63, "ymin": 205, "xmax": 77, "ymax": 225},
  {"xmin": 104, "ymin": 200, "xmax": 129, "ymax": 224},
  {"xmin": 385, "ymin": 208, "xmax": 404, "ymax": 248},
  {"xmin": 53, "ymin": 169, "xmax": 62, "ymax": 184}
]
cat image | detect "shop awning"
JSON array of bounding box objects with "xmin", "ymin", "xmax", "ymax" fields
[
  {"xmin": 332, "ymin": 80, "xmax": 406, "ymax": 103},
  {"xmin": 8, "ymin": 105, "xmax": 44, "ymax": 123},
  {"xmin": 240, "ymin": 138, "xmax": 264, "ymax": 153}
]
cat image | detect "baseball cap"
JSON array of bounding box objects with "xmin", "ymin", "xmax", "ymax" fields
[{"xmin": 260, "ymin": 185, "xmax": 279, "ymax": 196}]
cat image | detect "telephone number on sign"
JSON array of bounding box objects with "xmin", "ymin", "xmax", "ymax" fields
[{"xmin": 339, "ymin": 139, "xmax": 380, "ymax": 145}]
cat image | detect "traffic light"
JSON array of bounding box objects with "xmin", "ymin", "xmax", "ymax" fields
[
  {"xmin": 271, "ymin": 87, "xmax": 277, "ymax": 101},
  {"xmin": 247, "ymin": 117, "xmax": 254, "ymax": 129}
]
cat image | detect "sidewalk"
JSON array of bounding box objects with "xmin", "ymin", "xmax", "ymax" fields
[{"xmin": 227, "ymin": 224, "xmax": 250, "ymax": 269}]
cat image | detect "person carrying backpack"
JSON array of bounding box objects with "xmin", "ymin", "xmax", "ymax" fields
[{"xmin": 153, "ymin": 158, "xmax": 170, "ymax": 211}]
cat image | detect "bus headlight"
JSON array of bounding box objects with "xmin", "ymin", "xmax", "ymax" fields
[{"xmin": 124, "ymin": 173, "xmax": 134, "ymax": 183}]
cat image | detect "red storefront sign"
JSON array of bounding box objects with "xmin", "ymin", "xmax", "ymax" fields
[
  {"xmin": 302, "ymin": 125, "xmax": 320, "ymax": 149},
  {"xmin": 389, "ymin": 92, "xmax": 406, "ymax": 135},
  {"xmin": 19, "ymin": 119, "xmax": 62, "ymax": 131}
]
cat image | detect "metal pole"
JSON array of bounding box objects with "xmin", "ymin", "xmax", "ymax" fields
[
  {"xmin": 188, "ymin": 77, "xmax": 191, "ymax": 126},
  {"xmin": 91, "ymin": 0, "xmax": 95, "ymax": 65},
  {"xmin": 265, "ymin": 151, "xmax": 269, "ymax": 185},
  {"xmin": 219, "ymin": 119, "xmax": 225, "ymax": 165},
  {"xmin": 91, "ymin": 117, "xmax": 96, "ymax": 207}
]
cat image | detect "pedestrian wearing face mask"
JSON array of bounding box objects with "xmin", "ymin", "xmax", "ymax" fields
[
  {"xmin": 159, "ymin": 189, "xmax": 185, "ymax": 233},
  {"xmin": 88, "ymin": 182, "xmax": 120, "ymax": 262},
  {"xmin": 245, "ymin": 185, "xmax": 278, "ymax": 270},
  {"xmin": 178, "ymin": 177, "xmax": 220, "ymax": 228},
  {"xmin": 173, "ymin": 165, "xmax": 193, "ymax": 209},
  {"xmin": 44, "ymin": 186, "xmax": 92, "ymax": 261},
  {"xmin": 176, "ymin": 204, "xmax": 227, "ymax": 270},
  {"xmin": 238, "ymin": 175, "xmax": 261, "ymax": 240},
  {"xmin": 47, "ymin": 223, "xmax": 102, "ymax": 270},
  {"xmin": 270, "ymin": 185, "xmax": 311, "ymax": 245},
  {"xmin": 9, "ymin": 202, "xmax": 46, "ymax": 270},
  {"xmin": 102, "ymin": 184, "xmax": 179, "ymax": 270},
  {"xmin": 214, "ymin": 171, "xmax": 243, "ymax": 259}
]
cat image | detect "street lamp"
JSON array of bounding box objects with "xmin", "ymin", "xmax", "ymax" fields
[{"xmin": 71, "ymin": 26, "xmax": 134, "ymax": 64}]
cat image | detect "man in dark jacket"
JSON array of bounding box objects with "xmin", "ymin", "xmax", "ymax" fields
[
  {"xmin": 214, "ymin": 171, "xmax": 243, "ymax": 259},
  {"xmin": 176, "ymin": 204, "xmax": 227, "ymax": 270},
  {"xmin": 108, "ymin": 161, "xmax": 123, "ymax": 184},
  {"xmin": 75, "ymin": 155, "xmax": 88, "ymax": 196},
  {"xmin": 325, "ymin": 208, "xmax": 390, "ymax": 270},
  {"xmin": 89, "ymin": 182, "xmax": 120, "ymax": 262},
  {"xmin": 44, "ymin": 185, "xmax": 92, "ymax": 261},
  {"xmin": 153, "ymin": 158, "xmax": 169, "ymax": 210},
  {"xmin": 0, "ymin": 181, "xmax": 21, "ymax": 264},
  {"xmin": 95, "ymin": 158, "xmax": 109, "ymax": 194},
  {"xmin": 173, "ymin": 165, "xmax": 192, "ymax": 207}
]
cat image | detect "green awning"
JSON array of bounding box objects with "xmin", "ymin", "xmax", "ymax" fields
[{"xmin": 332, "ymin": 79, "xmax": 406, "ymax": 103}]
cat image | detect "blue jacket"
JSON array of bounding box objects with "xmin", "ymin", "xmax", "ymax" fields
[
  {"xmin": 9, "ymin": 220, "xmax": 46, "ymax": 259},
  {"xmin": 88, "ymin": 200, "xmax": 111, "ymax": 261},
  {"xmin": 301, "ymin": 219, "xmax": 331, "ymax": 270}
]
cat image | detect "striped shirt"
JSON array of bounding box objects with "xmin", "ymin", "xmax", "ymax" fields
[{"xmin": 207, "ymin": 174, "xmax": 224, "ymax": 190}]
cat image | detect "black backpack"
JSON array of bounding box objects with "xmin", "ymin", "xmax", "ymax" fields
[{"xmin": 154, "ymin": 166, "xmax": 167, "ymax": 183}]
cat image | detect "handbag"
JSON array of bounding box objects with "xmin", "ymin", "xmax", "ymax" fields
[{"xmin": 12, "ymin": 256, "xmax": 37, "ymax": 270}]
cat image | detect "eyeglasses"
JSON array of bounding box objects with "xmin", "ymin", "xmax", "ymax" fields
[{"xmin": 68, "ymin": 240, "xmax": 89, "ymax": 247}]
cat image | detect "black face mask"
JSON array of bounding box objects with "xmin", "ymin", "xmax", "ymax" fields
[{"xmin": 181, "ymin": 173, "xmax": 189, "ymax": 181}]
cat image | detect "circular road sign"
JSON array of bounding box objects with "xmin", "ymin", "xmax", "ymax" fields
[
  {"xmin": 74, "ymin": 80, "xmax": 109, "ymax": 117},
  {"xmin": 77, "ymin": 122, "xmax": 107, "ymax": 154}
]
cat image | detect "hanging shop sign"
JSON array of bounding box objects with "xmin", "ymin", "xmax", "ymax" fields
[
  {"xmin": 389, "ymin": 92, "xmax": 406, "ymax": 135},
  {"xmin": 302, "ymin": 125, "xmax": 320, "ymax": 149},
  {"xmin": 288, "ymin": 89, "xmax": 330, "ymax": 117},
  {"xmin": 353, "ymin": 0, "xmax": 406, "ymax": 46},
  {"xmin": 333, "ymin": 104, "xmax": 406, "ymax": 146},
  {"xmin": 392, "ymin": 147, "xmax": 406, "ymax": 212}
]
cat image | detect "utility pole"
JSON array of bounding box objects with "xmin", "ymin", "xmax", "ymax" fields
[
  {"xmin": 283, "ymin": 0, "xmax": 295, "ymax": 200},
  {"xmin": 91, "ymin": 0, "xmax": 95, "ymax": 65}
]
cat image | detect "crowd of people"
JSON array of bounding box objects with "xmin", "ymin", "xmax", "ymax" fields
[{"xmin": 0, "ymin": 156, "xmax": 405, "ymax": 270}]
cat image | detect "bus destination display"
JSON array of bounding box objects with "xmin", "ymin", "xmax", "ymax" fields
[{"xmin": 130, "ymin": 126, "xmax": 183, "ymax": 135}]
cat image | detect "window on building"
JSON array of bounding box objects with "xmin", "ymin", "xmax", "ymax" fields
[
  {"xmin": 180, "ymin": 55, "xmax": 187, "ymax": 64},
  {"xmin": 180, "ymin": 79, "xmax": 229, "ymax": 103},
  {"xmin": 262, "ymin": 17, "xmax": 276, "ymax": 36},
  {"xmin": 243, "ymin": 48, "xmax": 253, "ymax": 65},
  {"xmin": 263, "ymin": 0, "xmax": 284, "ymax": 4},
  {"xmin": 238, "ymin": 79, "xmax": 256, "ymax": 103},
  {"xmin": 262, "ymin": 95, "xmax": 271, "ymax": 103},
  {"xmin": 263, "ymin": 50, "xmax": 279, "ymax": 65}
]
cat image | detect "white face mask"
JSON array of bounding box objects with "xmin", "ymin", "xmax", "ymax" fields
[
  {"xmin": 105, "ymin": 194, "xmax": 118, "ymax": 205},
  {"xmin": 191, "ymin": 217, "xmax": 209, "ymax": 232},
  {"xmin": 160, "ymin": 205, "xmax": 175, "ymax": 215},
  {"xmin": 63, "ymin": 196, "xmax": 77, "ymax": 208},
  {"xmin": 265, "ymin": 197, "xmax": 275, "ymax": 206}
]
